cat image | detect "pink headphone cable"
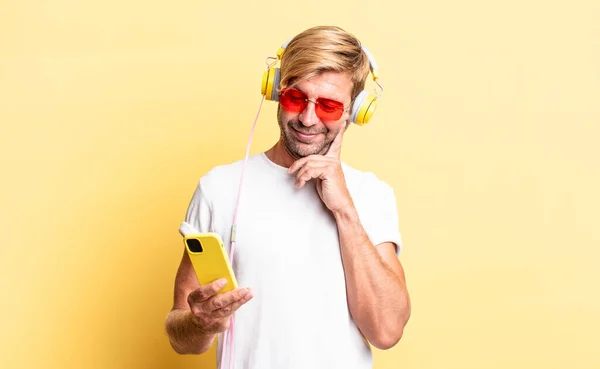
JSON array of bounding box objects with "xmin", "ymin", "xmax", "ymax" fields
[{"xmin": 219, "ymin": 94, "xmax": 266, "ymax": 369}]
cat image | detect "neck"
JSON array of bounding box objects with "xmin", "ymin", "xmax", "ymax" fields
[{"xmin": 265, "ymin": 140, "xmax": 298, "ymax": 168}]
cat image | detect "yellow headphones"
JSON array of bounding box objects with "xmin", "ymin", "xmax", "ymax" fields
[{"xmin": 261, "ymin": 38, "xmax": 381, "ymax": 126}]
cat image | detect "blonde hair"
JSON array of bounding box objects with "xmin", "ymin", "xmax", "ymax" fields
[{"xmin": 279, "ymin": 26, "xmax": 372, "ymax": 104}]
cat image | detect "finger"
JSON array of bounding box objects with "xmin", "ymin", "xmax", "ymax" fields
[
  {"xmin": 288, "ymin": 157, "xmax": 310, "ymax": 174},
  {"xmin": 214, "ymin": 289, "xmax": 254, "ymax": 318},
  {"xmin": 295, "ymin": 162, "xmax": 328, "ymax": 185},
  {"xmin": 295, "ymin": 167, "xmax": 317, "ymax": 188},
  {"xmin": 208, "ymin": 288, "xmax": 252, "ymax": 312},
  {"xmin": 288, "ymin": 154, "xmax": 325, "ymax": 174},
  {"xmin": 325, "ymin": 128, "xmax": 344, "ymax": 158},
  {"xmin": 288, "ymin": 154, "xmax": 330, "ymax": 174},
  {"xmin": 188, "ymin": 278, "xmax": 228, "ymax": 304},
  {"xmin": 296, "ymin": 160, "xmax": 329, "ymax": 178},
  {"xmin": 296, "ymin": 166, "xmax": 327, "ymax": 188}
]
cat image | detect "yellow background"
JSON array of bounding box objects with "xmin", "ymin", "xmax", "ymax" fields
[{"xmin": 1, "ymin": 0, "xmax": 599, "ymax": 368}]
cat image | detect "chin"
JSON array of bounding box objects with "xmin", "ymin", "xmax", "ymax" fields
[
  {"xmin": 289, "ymin": 143, "xmax": 326, "ymax": 158},
  {"xmin": 284, "ymin": 136, "xmax": 325, "ymax": 158}
]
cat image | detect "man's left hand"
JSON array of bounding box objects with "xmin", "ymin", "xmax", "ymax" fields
[{"xmin": 288, "ymin": 129, "xmax": 354, "ymax": 213}]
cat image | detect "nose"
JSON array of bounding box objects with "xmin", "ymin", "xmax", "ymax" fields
[{"xmin": 298, "ymin": 99, "xmax": 319, "ymax": 127}]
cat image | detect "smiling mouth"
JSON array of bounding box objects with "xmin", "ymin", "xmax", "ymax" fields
[{"xmin": 292, "ymin": 128, "xmax": 322, "ymax": 142}]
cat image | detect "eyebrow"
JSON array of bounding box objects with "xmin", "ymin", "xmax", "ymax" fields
[
  {"xmin": 293, "ymin": 86, "xmax": 310, "ymax": 96},
  {"xmin": 293, "ymin": 86, "xmax": 344, "ymax": 103}
]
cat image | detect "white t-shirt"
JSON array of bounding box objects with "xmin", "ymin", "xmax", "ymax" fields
[{"xmin": 179, "ymin": 152, "xmax": 403, "ymax": 369}]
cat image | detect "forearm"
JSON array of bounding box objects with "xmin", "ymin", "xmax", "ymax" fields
[
  {"xmin": 165, "ymin": 308, "xmax": 216, "ymax": 354},
  {"xmin": 333, "ymin": 206, "xmax": 410, "ymax": 349}
]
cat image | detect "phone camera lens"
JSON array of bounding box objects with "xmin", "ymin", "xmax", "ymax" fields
[{"xmin": 186, "ymin": 238, "xmax": 203, "ymax": 253}]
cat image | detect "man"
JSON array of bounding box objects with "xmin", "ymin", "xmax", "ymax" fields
[{"xmin": 165, "ymin": 26, "xmax": 411, "ymax": 369}]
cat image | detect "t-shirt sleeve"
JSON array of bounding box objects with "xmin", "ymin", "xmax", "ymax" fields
[
  {"xmin": 362, "ymin": 180, "xmax": 404, "ymax": 257},
  {"xmin": 179, "ymin": 178, "xmax": 214, "ymax": 237}
]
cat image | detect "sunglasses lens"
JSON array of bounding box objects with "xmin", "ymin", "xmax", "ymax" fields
[
  {"xmin": 315, "ymin": 99, "xmax": 344, "ymax": 121},
  {"xmin": 279, "ymin": 88, "xmax": 344, "ymax": 121},
  {"xmin": 280, "ymin": 89, "xmax": 307, "ymax": 113}
]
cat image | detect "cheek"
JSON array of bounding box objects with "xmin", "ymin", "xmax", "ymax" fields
[
  {"xmin": 278, "ymin": 107, "xmax": 297, "ymax": 124},
  {"xmin": 325, "ymin": 123, "xmax": 345, "ymax": 140}
]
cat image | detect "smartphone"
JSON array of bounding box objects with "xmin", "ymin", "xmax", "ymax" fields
[{"xmin": 184, "ymin": 232, "xmax": 238, "ymax": 294}]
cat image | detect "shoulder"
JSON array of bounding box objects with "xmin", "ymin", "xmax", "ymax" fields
[
  {"xmin": 193, "ymin": 154, "xmax": 266, "ymax": 199},
  {"xmin": 341, "ymin": 162, "xmax": 395, "ymax": 196},
  {"xmin": 197, "ymin": 155, "xmax": 252, "ymax": 187},
  {"xmin": 201, "ymin": 158, "xmax": 244, "ymax": 185},
  {"xmin": 341, "ymin": 162, "xmax": 403, "ymax": 252}
]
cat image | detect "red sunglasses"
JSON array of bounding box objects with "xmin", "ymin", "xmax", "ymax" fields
[{"xmin": 279, "ymin": 88, "xmax": 346, "ymax": 121}]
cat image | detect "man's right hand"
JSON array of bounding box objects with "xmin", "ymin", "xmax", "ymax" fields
[{"xmin": 187, "ymin": 278, "xmax": 253, "ymax": 334}]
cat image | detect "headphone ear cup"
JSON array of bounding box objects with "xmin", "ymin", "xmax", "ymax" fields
[
  {"xmin": 350, "ymin": 91, "xmax": 377, "ymax": 126},
  {"xmin": 261, "ymin": 67, "xmax": 281, "ymax": 101}
]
